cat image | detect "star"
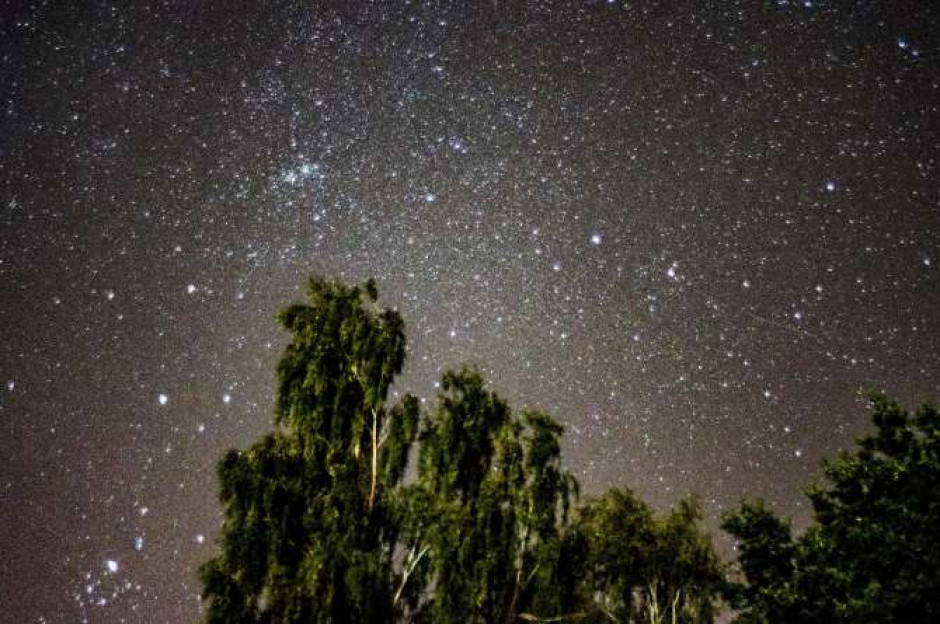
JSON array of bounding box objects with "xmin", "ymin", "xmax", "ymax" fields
[{"xmin": 5, "ymin": 4, "xmax": 939, "ymax": 621}]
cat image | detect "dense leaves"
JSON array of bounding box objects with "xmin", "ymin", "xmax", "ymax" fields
[
  {"xmin": 402, "ymin": 370, "xmax": 580, "ymax": 623},
  {"xmin": 722, "ymin": 392, "xmax": 940, "ymax": 623},
  {"xmin": 201, "ymin": 278, "xmax": 417, "ymax": 624},
  {"xmin": 573, "ymin": 490, "xmax": 723, "ymax": 623},
  {"xmin": 200, "ymin": 278, "xmax": 723, "ymax": 623},
  {"xmin": 200, "ymin": 278, "xmax": 940, "ymax": 623}
]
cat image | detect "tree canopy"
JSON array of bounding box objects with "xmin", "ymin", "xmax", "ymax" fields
[
  {"xmin": 721, "ymin": 392, "xmax": 940, "ymax": 623},
  {"xmin": 201, "ymin": 278, "xmax": 418, "ymax": 623},
  {"xmin": 200, "ymin": 277, "xmax": 940, "ymax": 624}
]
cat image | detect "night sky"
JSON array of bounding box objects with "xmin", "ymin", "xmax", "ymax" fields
[{"xmin": 2, "ymin": 1, "xmax": 939, "ymax": 622}]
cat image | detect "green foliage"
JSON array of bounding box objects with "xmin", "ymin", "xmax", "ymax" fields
[
  {"xmin": 203, "ymin": 277, "xmax": 940, "ymax": 623},
  {"xmin": 200, "ymin": 278, "xmax": 418, "ymax": 624},
  {"xmin": 722, "ymin": 392, "xmax": 940, "ymax": 623},
  {"xmin": 575, "ymin": 490, "xmax": 724, "ymax": 623},
  {"xmin": 200, "ymin": 276, "xmax": 724, "ymax": 624},
  {"xmin": 404, "ymin": 369, "xmax": 580, "ymax": 623},
  {"xmin": 719, "ymin": 500, "xmax": 796, "ymax": 622}
]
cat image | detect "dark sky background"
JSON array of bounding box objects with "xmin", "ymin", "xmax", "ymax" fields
[{"xmin": 2, "ymin": 1, "xmax": 939, "ymax": 622}]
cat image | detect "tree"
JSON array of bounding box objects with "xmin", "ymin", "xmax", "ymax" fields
[
  {"xmin": 399, "ymin": 368, "xmax": 580, "ymax": 623},
  {"xmin": 575, "ymin": 489, "xmax": 723, "ymax": 623},
  {"xmin": 200, "ymin": 276, "xmax": 726, "ymax": 624},
  {"xmin": 719, "ymin": 500, "xmax": 796, "ymax": 623},
  {"xmin": 200, "ymin": 278, "xmax": 419, "ymax": 624},
  {"xmin": 722, "ymin": 392, "xmax": 940, "ymax": 623}
]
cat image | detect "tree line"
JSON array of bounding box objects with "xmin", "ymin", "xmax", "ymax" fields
[{"xmin": 200, "ymin": 278, "xmax": 940, "ymax": 623}]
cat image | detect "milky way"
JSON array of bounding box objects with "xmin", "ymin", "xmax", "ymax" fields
[{"xmin": 2, "ymin": 2, "xmax": 939, "ymax": 622}]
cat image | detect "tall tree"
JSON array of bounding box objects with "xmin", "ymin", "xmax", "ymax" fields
[
  {"xmin": 722, "ymin": 392, "xmax": 940, "ymax": 623},
  {"xmin": 200, "ymin": 278, "xmax": 419, "ymax": 624},
  {"xmin": 400, "ymin": 369, "xmax": 579, "ymax": 624},
  {"xmin": 200, "ymin": 276, "xmax": 728, "ymax": 624}
]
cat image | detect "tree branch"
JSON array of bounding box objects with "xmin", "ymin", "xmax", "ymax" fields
[
  {"xmin": 670, "ymin": 588, "xmax": 681, "ymax": 624},
  {"xmin": 393, "ymin": 543, "xmax": 430, "ymax": 608},
  {"xmin": 369, "ymin": 406, "xmax": 378, "ymax": 510}
]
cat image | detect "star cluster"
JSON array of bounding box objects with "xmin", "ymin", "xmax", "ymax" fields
[{"xmin": 2, "ymin": 2, "xmax": 939, "ymax": 622}]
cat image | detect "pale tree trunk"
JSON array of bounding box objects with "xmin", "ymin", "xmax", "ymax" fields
[
  {"xmin": 349, "ymin": 365, "xmax": 381, "ymax": 511},
  {"xmin": 368, "ymin": 406, "xmax": 378, "ymax": 510},
  {"xmin": 647, "ymin": 581, "xmax": 660, "ymax": 624},
  {"xmin": 393, "ymin": 543, "xmax": 429, "ymax": 608},
  {"xmin": 670, "ymin": 588, "xmax": 681, "ymax": 624},
  {"xmin": 505, "ymin": 519, "xmax": 532, "ymax": 624},
  {"xmin": 505, "ymin": 563, "xmax": 525, "ymax": 624}
]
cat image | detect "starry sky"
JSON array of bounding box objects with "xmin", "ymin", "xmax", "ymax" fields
[{"xmin": 2, "ymin": 1, "xmax": 939, "ymax": 622}]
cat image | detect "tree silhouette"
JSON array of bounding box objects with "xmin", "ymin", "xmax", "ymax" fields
[
  {"xmin": 200, "ymin": 278, "xmax": 418, "ymax": 623},
  {"xmin": 722, "ymin": 392, "xmax": 940, "ymax": 623},
  {"xmin": 574, "ymin": 489, "xmax": 723, "ymax": 623},
  {"xmin": 399, "ymin": 369, "xmax": 579, "ymax": 623},
  {"xmin": 198, "ymin": 276, "xmax": 728, "ymax": 623}
]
